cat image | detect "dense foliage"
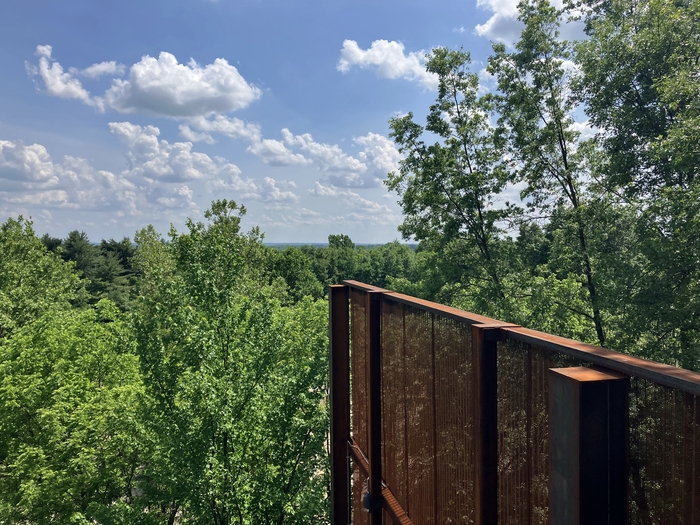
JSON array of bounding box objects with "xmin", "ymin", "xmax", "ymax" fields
[{"xmin": 1, "ymin": 0, "xmax": 699, "ymax": 521}]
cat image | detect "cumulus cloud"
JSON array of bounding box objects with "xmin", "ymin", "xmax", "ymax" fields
[
  {"xmin": 283, "ymin": 129, "xmax": 366, "ymax": 173},
  {"xmin": 181, "ymin": 114, "xmax": 262, "ymax": 143},
  {"xmin": 0, "ymin": 122, "xmax": 301, "ymax": 224},
  {"xmin": 0, "ymin": 139, "xmax": 138, "ymax": 213},
  {"xmin": 26, "ymin": 45, "xmax": 104, "ymax": 111},
  {"xmin": 104, "ymin": 52, "xmax": 261, "ymax": 117},
  {"xmin": 474, "ymin": 0, "xmax": 523, "ymax": 44},
  {"xmin": 0, "ymin": 140, "xmax": 56, "ymax": 183},
  {"xmin": 474, "ymin": 0, "xmax": 584, "ymax": 44},
  {"xmin": 26, "ymin": 46, "xmax": 260, "ymax": 118},
  {"xmin": 354, "ymin": 132, "xmax": 402, "ymax": 175},
  {"xmin": 337, "ymin": 39, "xmax": 438, "ymax": 90},
  {"xmin": 247, "ymin": 137, "xmax": 311, "ymax": 166},
  {"xmin": 307, "ymin": 182, "xmax": 402, "ymax": 226}
]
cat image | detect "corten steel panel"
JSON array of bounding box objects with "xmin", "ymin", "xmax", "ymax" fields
[
  {"xmin": 548, "ymin": 367, "xmax": 629, "ymax": 525},
  {"xmin": 628, "ymin": 378, "xmax": 700, "ymax": 525},
  {"xmin": 368, "ymin": 291, "xmax": 383, "ymax": 524},
  {"xmin": 351, "ymin": 288, "xmax": 369, "ymax": 525},
  {"xmin": 380, "ymin": 299, "xmax": 409, "ymax": 513},
  {"xmin": 330, "ymin": 285, "xmax": 351, "ymax": 525},
  {"xmin": 496, "ymin": 339, "xmax": 584, "ymax": 525},
  {"xmin": 351, "ymin": 288, "xmax": 369, "ymax": 456},
  {"xmin": 434, "ymin": 315, "xmax": 475, "ymax": 524},
  {"xmin": 404, "ymin": 305, "xmax": 436, "ymax": 525}
]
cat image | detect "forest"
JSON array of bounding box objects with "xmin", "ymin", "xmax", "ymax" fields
[{"xmin": 1, "ymin": 0, "xmax": 699, "ymax": 523}]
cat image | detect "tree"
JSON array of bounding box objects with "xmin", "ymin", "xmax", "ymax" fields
[
  {"xmin": 0, "ymin": 217, "xmax": 79, "ymax": 340},
  {"xmin": 0, "ymin": 301, "xmax": 146, "ymax": 525},
  {"xmin": 131, "ymin": 200, "xmax": 329, "ymax": 525},
  {"xmin": 488, "ymin": 0, "xmax": 608, "ymax": 345},
  {"xmin": 387, "ymin": 47, "xmax": 515, "ymax": 312},
  {"xmin": 569, "ymin": 0, "xmax": 700, "ymax": 364}
]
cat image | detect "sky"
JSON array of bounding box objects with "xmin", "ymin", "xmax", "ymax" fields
[{"xmin": 0, "ymin": 0, "xmax": 534, "ymax": 243}]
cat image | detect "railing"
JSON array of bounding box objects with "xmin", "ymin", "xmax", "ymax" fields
[{"xmin": 329, "ymin": 281, "xmax": 700, "ymax": 525}]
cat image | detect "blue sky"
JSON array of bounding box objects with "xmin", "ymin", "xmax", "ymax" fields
[{"xmin": 0, "ymin": 0, "xmax": 529, "ymax": 243}]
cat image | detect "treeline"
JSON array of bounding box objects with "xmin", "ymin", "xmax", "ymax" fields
[{"xmin": 0, "ymin": 204, "xmax": 331, "ymax": 525}]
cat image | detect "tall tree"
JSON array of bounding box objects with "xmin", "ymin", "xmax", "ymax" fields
[
  {"xmin": 131, "ymin": 200, "xmax": 329, "ymax": 525},
  {"xmin": 0, "ymin": 301, "xmax": 146, "ymax": 525},
  {"xmin": 387, "ymin": 47, "xmax": 515, "ymax": 312},
  {"xmin": 0, "ymin": 217, "xmax": 79, "ymax": 340},
  {"xmin": 570, "ymin": 0, "xmax": 700, "ymax": 365},
  {"xmin": 488, "ymin": 0, "xmax": 608, "ymax": 345}
]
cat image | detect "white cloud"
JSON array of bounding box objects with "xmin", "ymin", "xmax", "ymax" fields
[
  {"xmin": 178, "ymin": 124, "xmax": 216, "ymax": 144},
  {"xmin": 246, "ymin": 137, "xmax": 312, "ymax": 166},
  {"xmin": 27, "ymin": 47, "xmax": 260, "ymax": 119},
  {"xmin": 474, "ymin": 0, "xmax": 583, "ymax": 44},
  {"xmin": 309, "ymin": 182, "xmax": 398, "ymax": 216},
  {"xmin": 354, "ymin": 132, "xmax": 401, "ymax": 175},
  {"xmin": 75, "ymin": 61, "xmax": 126, "ymax": 79},
  {"xmin": 283, "ymin": 129, "xmax": 367, "ymax": 173},
  {"xmin": 337, "ymin": 39, "xmax": 438, "ymax": 90},
  {"xmin": 571, "ymin": 120, "xmax": 597, "ymax": 141},
  {"xmin": 183, "ymin": 114, "xmax": 262, "ymax": 142},
  {"xmin": 0, "ymin": 121, "xmax": 301, "ymax": 224},
  {"xmin": 0, "ymin": 140, "xmax": 56, "ymax": 183},
  {"xmin": 104, "ymin": 52, "xmax": 261, "ymax": 117},
  {"xmin": 26, "ymin": 45, "xmax": 104, "ymax": 111},
  {"xmin": 0, "ymin": 138, "xmax": 139, "ymax": 214},
  {"xmin": 474, "ymin": 0, "xmax": 523, "ymax": 44}
]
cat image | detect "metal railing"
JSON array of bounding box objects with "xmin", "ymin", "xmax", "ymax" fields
[{"xmin": 329, "ymin": 281, "xmax": 700, "ymax": 525}]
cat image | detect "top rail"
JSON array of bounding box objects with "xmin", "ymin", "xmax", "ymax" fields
[{"xmin": 341, "ymin": 280, "xmax": 700, "ymax": 397}]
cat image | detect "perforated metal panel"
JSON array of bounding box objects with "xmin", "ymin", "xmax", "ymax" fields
[
  {"xmin": 496, "ymin": 339, "xmax": 583, "ymax": 525},
  {"xmin": 628, "ymin": 378, "xmax": 700, "ymax": 525}
]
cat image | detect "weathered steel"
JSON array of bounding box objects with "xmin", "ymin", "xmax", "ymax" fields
[
  {"xmin": 349, "ymin": 437, "xmax": 414, "ymax": 525},
  {"xmin": 549, "ymin": 367, "xmax": 629, "ymax": 525},
  {"xmin": 329, "ymin": 285, "xmax": 350, "ymax": 525},
  {"xmin": 473, "ymin": 325, "xmax": 499, "ymax": 525},
  {"xmin": 338, "ymin": 281, "xmax": 700, "ymax": 525},
  {"xmin": 367, "ymin": 291, "xmax": 383, "ymax": 525},
  {"xmin": 507, "ymin": 326, "xmax": 700, "ymax": 396}
]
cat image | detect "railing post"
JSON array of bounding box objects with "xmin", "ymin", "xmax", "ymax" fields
[
  {"xmin": 472, "ymin": 325, "xmax": 499, "ymax": 525},
  {"xmin": 367, "ymin": 291, "xmax": 383, "ymax": 524},
  {"xmin": 549, "ymin": 367, "xmax": 629, "ymax": 525},
  {"xmin": 329, "ymin": 285, "xmax": 350, "ymax": 525}
]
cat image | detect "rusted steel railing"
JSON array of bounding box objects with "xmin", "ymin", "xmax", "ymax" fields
[{"xmin": 329, "ymin": 281, "xmax": 700, "ymax": 525}]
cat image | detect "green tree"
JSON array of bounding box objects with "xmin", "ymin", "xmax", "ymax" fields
[
  {"xmin": 0, "ymin": 301, "xmax": 146, "ymax": 525},
  {"xmin": 131, "ymin": 200, "xmax": 329, "ymax": 525},
  {"xmin": 0, "ymin": 217, "xmax": 79, "ymax": 340},
  {"xmin": 569, "ymin": 0, "xmax": 700, "ymax": 364},
  {"xmin": 488, "ymin": 0, "xmax": 608, "ymax": 345},
  {"xmin": 387, "ymin": 47, "xmax": 515, "ymax": 310}
]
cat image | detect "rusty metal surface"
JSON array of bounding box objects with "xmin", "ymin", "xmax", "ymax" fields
[
  {"xmin": 349, "ymin": 437, "xmax": 415, "ymax": 525},
  {"xmin": 628, "ymin": 378, "xmax": 700, "ymax": 525},
  {"xmin": 351, "ymin": 288, "xmax": 369, "ymax": 455},
  {"xmin": 504, "ymin": 326, "xmax": 700, "ymax": 397},
  {"xmin": 341, "ymin": 281, "xmax": 700, "ymax": 525},
  {"xmin": 496, "ymin": 339, "xmax": 585, "ymax": 525}
]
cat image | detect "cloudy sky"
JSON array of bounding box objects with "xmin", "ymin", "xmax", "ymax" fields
[{"xmin": 0, "ymin": 0, "xmax": 530, "ymax": 243}]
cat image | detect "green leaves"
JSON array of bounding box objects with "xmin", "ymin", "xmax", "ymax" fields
[
  {"xmin": 131, "ymin": 201, "xmax": 329, "ymax": 524},
  {"xmin": 0, "ymin": 303, "xmax": 145, "ymax": 525},
  {"xmin": 0, "ymin": 217, "xmax": 80, "ymax": 340}
]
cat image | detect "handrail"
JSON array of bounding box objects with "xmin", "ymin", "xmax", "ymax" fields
[{"xmin": 342, "ymin": 280, "xmax": 700, "ymax": 396}]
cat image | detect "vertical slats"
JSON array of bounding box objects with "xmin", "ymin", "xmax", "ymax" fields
[{"xmin": 339, "ymin": 282, "xmax": 700, "ymax": 525}]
